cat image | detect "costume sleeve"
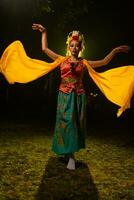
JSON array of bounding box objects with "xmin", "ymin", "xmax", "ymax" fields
[
  {"xmin": 0, "ymin": 40, "xmax": 66, "ymax": 84},
  {"xmin": 83, "ymin": 59, "xmax": 134, "ymax": 117}
]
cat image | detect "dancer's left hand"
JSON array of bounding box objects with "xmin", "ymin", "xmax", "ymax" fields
[{"xmin": 114, "ymin": 45, "xmax": 131, "ymax": 54}]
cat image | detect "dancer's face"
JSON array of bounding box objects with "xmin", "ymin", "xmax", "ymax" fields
[{"xmin": 69, "ymin": 40, "xmax": 81, "ymax": 57}]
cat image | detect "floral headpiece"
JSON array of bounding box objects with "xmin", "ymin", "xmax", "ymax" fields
[
  {"xmin": 66, "ymin": 30, "xmax": 85, "ymax": 56},
  {"xmin": 71, "ymin": 31, "xmax": 80, "ymax": 41}
]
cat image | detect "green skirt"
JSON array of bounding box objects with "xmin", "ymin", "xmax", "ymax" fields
[{"xmin": 52, "ymin": 91, "xmax": 86, "ymax": 155}]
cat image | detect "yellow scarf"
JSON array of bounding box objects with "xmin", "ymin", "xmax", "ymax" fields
[{"xmin": 0, "ymin": 40, "xmax": 134, "ymax": 117}]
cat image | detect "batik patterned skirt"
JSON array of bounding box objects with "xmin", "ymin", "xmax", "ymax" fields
[{"xmin": 52, "ymin": 91, "xmax": 86, "ymax": 155}]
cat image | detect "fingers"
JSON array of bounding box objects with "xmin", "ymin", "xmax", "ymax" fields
[
  {"xmin": 32, "ymin": 24, "xmax": 41, "ymax": 29},
  {"xmin": 32, "ymin": 23, "xmax": 40, "ymax": 26},
  {"xmin": 115, "ymin": 45, "xmax": 131, "ymax": 53},
  {"xmin": 125, "ymin": 45, "xmax": 131, "ymax": 51},
  {"xmin": 119, "ymin": 45, "xmax": 131, "ymax": 50},
  {"xmin": 32, "ymin": 23, "xmax": 42, "ymax": 27},
  {"xmin": 32, "ymin": 23, "xmax": 46, "ymax": 32},
  {"xmin": 122, "ymin": 46, "xmax": 131, "ymax": 53}
]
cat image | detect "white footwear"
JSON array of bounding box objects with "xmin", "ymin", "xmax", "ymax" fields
[{"xmin": 67, "ymin": 157, "xmax": 76, "ymax": 170}]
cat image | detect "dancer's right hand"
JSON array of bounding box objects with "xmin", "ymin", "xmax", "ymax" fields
[{"xmin": 32, "ymin": 23, "xmax": 46, "ymax": 33}]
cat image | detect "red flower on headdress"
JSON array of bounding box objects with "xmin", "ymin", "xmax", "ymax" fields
[{"xmin": 72, "ymin": 35, "xmax": 79, "ymax": 41}]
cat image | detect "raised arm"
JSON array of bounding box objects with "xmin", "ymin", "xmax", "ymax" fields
[
  {"xmin": 32, "ymin": 23, "xmax": 61, "ymax": 60},
  {"xmin": 88, "ymin": 45, "xmax": 130, "ymax": 68}
]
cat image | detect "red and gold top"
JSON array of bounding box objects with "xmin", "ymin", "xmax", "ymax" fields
[{"xmin": 59, "ymin": 58, "xmax": 86, "ymax": 95}]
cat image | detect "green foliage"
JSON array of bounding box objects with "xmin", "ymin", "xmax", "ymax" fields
[
  {"xmin": 34, "ymin": 0, "xmax": 53, "ymax": 15},
  {"xmin": 32, "ymin": 0, "xmax": 94, "ymax": 30}
]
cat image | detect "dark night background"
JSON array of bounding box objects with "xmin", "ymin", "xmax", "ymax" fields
[{"xmin": 0, "ymin": 0, "xmax": 134, "ymax": 129}]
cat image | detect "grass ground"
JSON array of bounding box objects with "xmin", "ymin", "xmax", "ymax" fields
[{"xmin": 0, "ymin": 120, "xmax": 133, "ymax": 200}]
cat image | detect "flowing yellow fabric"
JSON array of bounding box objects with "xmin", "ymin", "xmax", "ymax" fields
[
  {"xmin": 0, "ymin": 40, "xmax": 66, "ymax": 84},
  {"xmin": 83, "ymin": 60, "xmax": 134, "ymax": 117},
  {"xmin": 0, "ymin": 40, "xmax": 134, "ymax": 117}
]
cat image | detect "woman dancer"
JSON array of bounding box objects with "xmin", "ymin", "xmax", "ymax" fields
[{"xmin": 32, "ymin": 23, "xmax": 130, "ymax": 170}]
